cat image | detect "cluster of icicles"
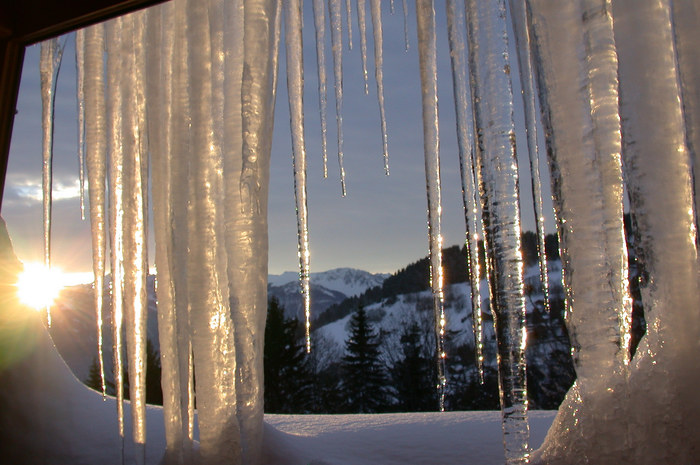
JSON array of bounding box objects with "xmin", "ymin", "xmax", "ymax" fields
[{"xmin": 37, "ymin": 0, "xmax": 700, "ymax": 464}]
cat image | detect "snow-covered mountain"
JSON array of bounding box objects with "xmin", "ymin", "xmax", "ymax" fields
[{"xmin": 268, "ymin": 268, "xmax": 389, "ymax": 321}]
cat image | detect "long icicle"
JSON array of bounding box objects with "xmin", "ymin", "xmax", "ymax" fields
[
  {"xmin": 39, "ymin": 37, "xmax": 64, "ymax": 327},
  {"xmin": 285, "ymin": 0, "xmax": 312, "ymax": 353},
  {"xmin": 75, "ymin": 29, "xmax": 87, "ymax": 220},
  {"xmin": 465, "ymin": 0, "xmax": 529, "ymax": 462},
  {"xmin": 414, "ymin": 0, "xmax": 447, "ymax": 412},
  {"xmin": 507, "ymin": 0, "xmax": 550, "ymax": 311},
  {"xmin": 445, "ymin": 0, "xmax": 484, "ymax": 382},
  {"xmin": 105, "ymin": 16, "xmax": 126, "ymax": 461},
  {"xmin": 312, "ymin": 0, "xmax": 329, "ymax": 177},
  {"xmin": 145, "ymin": 3, "xmax": 188, "ymax": 462},
  {"xmin": 83, "ymin": 23, "xmax": 108, "ymax": 398},
  {"xmin": 357, "ymin": 0, "xmax": 369, "ymax": 94},
  {"xmin": 121, "ymin": 12, "xmax": 149, "ymax": 464},
  {"xmin": 328, "ymin": 0, "xmax": 347, "ymax": 195},
  {"xmin": 370, "ymin": 0, "xmax": 390, "ymax": 175}
]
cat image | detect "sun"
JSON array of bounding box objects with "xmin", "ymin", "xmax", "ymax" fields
[{"xmin": 16, "ymin": 262, "xmax": 67, "ymax": 310}]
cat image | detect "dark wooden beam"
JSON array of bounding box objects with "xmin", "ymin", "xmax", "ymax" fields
[{"xmin": 0, "ymin": 0, "xmax": 169, "ymax": 211}]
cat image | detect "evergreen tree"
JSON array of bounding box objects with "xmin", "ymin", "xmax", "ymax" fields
[
  {"xmin": 391, "ymin": 322, "xmax": 438, "ymax": 411},
  {"xmin": 340, "ymin": 306, "xmax": 389, "ymax": 413},
  {"xmin": 85, "ymin": 357, "xmax": 103, "ymax": 392},
  {"xmin": 264, "ymin": 298, "xmax": 312, "ymax": 413}
]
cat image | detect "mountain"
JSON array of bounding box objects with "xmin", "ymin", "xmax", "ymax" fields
[{"xmin": 267, "ymin": 268, "xmax": 389, "ymax": 322}]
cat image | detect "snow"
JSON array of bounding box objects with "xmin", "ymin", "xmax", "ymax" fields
[{"xmin": 268, "ymin": 268, "xmax": 388, "ymax": 298}]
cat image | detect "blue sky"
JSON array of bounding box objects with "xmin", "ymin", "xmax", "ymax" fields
[{"xmin": 2, "ymin": 2, "xmax": 552, "ymax": 278}]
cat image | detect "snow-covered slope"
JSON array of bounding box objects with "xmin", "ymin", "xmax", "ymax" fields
[{"xmin": 268, "ymin": 268, "xmax": 389, "ymax": 321}]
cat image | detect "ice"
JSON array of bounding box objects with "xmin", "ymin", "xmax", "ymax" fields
[
  {"xmin": 345, "ymin": 0, "xmax": 353, "ymax": 50},
  {"xmin": 402, "ymin": 0, "xmax": 409, "ymax": 50},
  {"xmin": 671, "ymin": 1, "xmax": 700, "ymax": 226},
  {"xmin": 328, "ymin": 0, "xmax": 347, "ymax": 195},
  {"xmin": 120, "ymin": 12, "xmax": 149, "ymax": 463},
  {"xmin": 74, "ymin": 29, "xmax": 87, "ymax": 220},
  {"xmin": 370, "ymin": 0, "xmax": 390, "ymax": 175},
  {"xmin": 527, "ymin": 0, "xmax": 627, "ymax": 386},
  {"xmin": 284, "ymin": 0, "xmax": 312, "ymax": 353},
  {"xmin": 312, "ymin": 0, "xmax": 329, "ymax": 177},
  {"xmin": 444, "ymin": 0, "xmax": 484, "ymax": 380},
  {"xmin": 414, "ymin": 0, "xmax": 447, "ymax": 412},
  {"xmin": 506, "ymin": 0, "xmax": 549, "ymax": 312},
  {"xmin": 39, "ymin": 37, "xmax": 64, "ymax": 327},
  {"xmin": 83, "ymin": 23, "xmax": 108, "ymax": 398},
  {"xmin": 356, "ymin": 0, "xmax": 369, "ymax": 94},
  {"xmin": 105, "ymin": 17, "xmax": 127, "ymax": 457},
  {"xmin": 464, "ymin": 0, "xmax": 529, "ymax": 462}
]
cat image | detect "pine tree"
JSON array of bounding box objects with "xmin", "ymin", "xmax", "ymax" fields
[
  {"xmin": 340, "ymin": 306, "xmax": 389, "ymax": 413},
  {"xmin": 264, "ymin": 298, "xmax": 312, "ymax": 413},
  {"xmin": 85, "ymin": 357, "xmax": 103, "ymax": 392},
  {"xmin": 391, "ymin": 322, "xmax": 438, "ymax": 411}
]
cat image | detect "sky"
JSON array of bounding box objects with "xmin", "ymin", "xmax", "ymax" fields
[{"xmin": 2, "ymin": 1, "xmax": 553, "ymax": 279}]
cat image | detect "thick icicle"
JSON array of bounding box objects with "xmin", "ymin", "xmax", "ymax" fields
[
  {"xmin": 507, "ymin": 0, "xmax": 550, "ymax": 312},
  {"xmin": 312, "ymin": 0, "xmax": 329, "ymax": 177},
  {"xmin": 284, "ymin": 0, "xmax": 312, "ymax": 353},
  {"xmin": 234, "ymin": 1, "xmax": 280, "ymax": 463},
  {"xmin": 74, "ymin": 29, "xmax": 87, "ymax": 220},
  {"xmin": 464, "ymin": 0, "xmax": 529, "ymax": 462},
  {"xmin": 670, "ymin": 1, "xmax": 700, "ymax": 228},
  {"xmin": 370, "ymin": 0, "xmax": 389, "ymax": 175},
  {"xmin": 444, "ymin": 0, "xmax": 484, "ymax": 381},
  {"xmin": 186, "ymin": 0, "xmax": 239, "ymax": 462},
  {"xmin": 580, "ymin": 0, "xmax": 631, "ymax": 363},
  {"xmin": 83, "ymin": 23, "xmax": 108, "ymax": 398},
  {"xmin": 328, "ymin": 0, "xmax": 347, "ymax": 195},
  {"xmin": 39, "ymin": 37, "xmax": 63, "ymax": 327},
  {"xmin": 527, "ymin": 0, "xmax": 627, "ymax": 387},
  {"xmin": 145, "ymin": 4, "xmax": 189, "ymax": 463},
  {"xmin": 105, "ymin": 16, "xmax": 127, "ymax": 457},
  {"xmin": 357, "ymin": 0, "xmax": 369, "ymax": 94},
  {"xmin": 120, "ymin": 12, "xmax": 149, "ymax": 464},
  {"xmin": 414, "ymin": 0, "xmax": 447, "ymax": 412}
]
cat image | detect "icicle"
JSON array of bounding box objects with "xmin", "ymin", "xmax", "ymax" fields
[
  {"xmin": 444, "ymin": 0, "xmax": 484, "ymax": 381},
  {"xmin": 345, "ymin": 0, "xmax": 353, "ymax": 49},
  {"xmin": 370, "ymin": 0, "xmax": 389, "ymax": 175},
  {"xmin": 507, "ymin": 0, "xmax": 550, "ymax": 312},
  {"xmin": 105, "ymin": 16, "xmax": 126, "ymax": 457},
  {"xmin": 75, "ymin": 30, "xmax": 87, "ymax": 221},
  {"xmin": 39, "ymin": 37, "xmax": 64, "ymax": 327},
  {"xmin": 120, "ymin": 12, "xmax": 149, "ymax": 464},
  {"xmin": 579, "ymin": 0, "xmax": 632, "ymax": 364},
  {"xmin": 312, "ymin": 0, "xmax": 329, "ymax": 177},
  {"xmin": 464, "ymin": 0, "xmax": 529, "ymax": 462},
  {"xmin": 285, "ymin": 0, "xmax": 312, "ymax": 353},
  {"xmin": 357, "ymin": 0, "xmax": 369, "ymax": 94},
  {"xmin": 670, "ymin": 1, "xmax": 700, "ymax": 232},
  {"xmin": 402, "ymin": 0, "xmax": 410, "ymax": 50},
  {"xmin": 145, "ymin": 4, "xmax": 188, "ymax": 462},
  {"xmin": 233, "ymin": 1, "xmax": 281, "ymax": 462},
  {"xmin": 83, "ymin": 23, "xmax": 108, "ymax": 398},
  {"xmin": 186, "ymin": 0, "xmax": 240, "ymax": 461},
  {"xmin": 414, "ymin": 0, "xmax": 447, "ymax": 412},
  {"xmin": 527, "ymin": 0, "xmax": 627, "ymax": 386},
  {"xmin": 328, "ymin": 0, "xmax": 347, "ymax": 195}
]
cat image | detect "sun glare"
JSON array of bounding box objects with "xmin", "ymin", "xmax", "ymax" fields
[{"xmin": 16, "ymin": 263, "xmax": 70, "ymax": 310}]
